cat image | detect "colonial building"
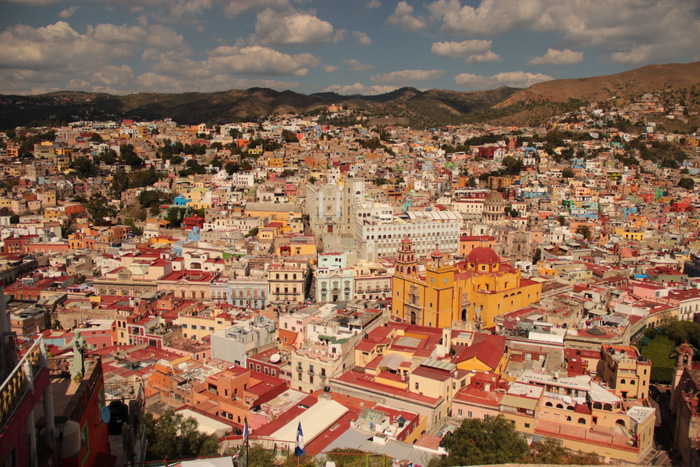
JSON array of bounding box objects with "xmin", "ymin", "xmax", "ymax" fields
[{"xmin": 391, "ymin": 239, "xmax": 541, "ymax": 330}]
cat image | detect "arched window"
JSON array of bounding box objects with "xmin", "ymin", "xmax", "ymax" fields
[{"xmin": 578, "ymin": 418, "xmax": 586, "ymax": 424}]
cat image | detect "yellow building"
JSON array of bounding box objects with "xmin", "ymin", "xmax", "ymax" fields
[
  {"xmin": 392, "ymin": 239, "xmax": 541, "ymax": 330},
  {"xmin": 615, "ymin": 227, "xmax": 645, "ymax": 241}
]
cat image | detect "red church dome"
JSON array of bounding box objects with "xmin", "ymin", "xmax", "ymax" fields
[{"xmin": 466, "ymin": 246, "xmax": 500, "ymax": 264}]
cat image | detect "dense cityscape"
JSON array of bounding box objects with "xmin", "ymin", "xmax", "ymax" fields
[{"xmin": 0, "ymin": 82, "xmax": 699, "ymax": 467}]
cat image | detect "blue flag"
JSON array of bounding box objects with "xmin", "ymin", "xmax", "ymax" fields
[
  {"xmin": 294, "ymin": 422, "xmax": 305, "ymax": 456},
  {"xmin": 244, "ymin": 416, "xmax": 249, "ymax": 441}
]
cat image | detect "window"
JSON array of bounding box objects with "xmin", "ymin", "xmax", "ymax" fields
[{"xmin": 415, "ymin": 382, "xmax": 419, "ymax": 390}]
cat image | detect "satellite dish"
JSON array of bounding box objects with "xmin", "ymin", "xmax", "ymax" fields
[
  {"xmin": 270, "ymin": 353, "xmax": 281, "ymax": 363},
  {"xmin": 100, "ymin": 406, "xmax": 111, "ymax": 423}
]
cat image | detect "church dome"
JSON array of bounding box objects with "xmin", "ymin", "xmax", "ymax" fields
[
  {"xmin": 485, "ymin": 191, "xmax": 505, "ymax": 204},
  {"xmin": 466, "ymin": 246, "xmax": 500, "ymax": 264}
]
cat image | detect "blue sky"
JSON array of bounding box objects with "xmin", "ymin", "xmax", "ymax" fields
[{"xmin": 1, "ymin": 0, "xmax": 699, "ymax": 95}]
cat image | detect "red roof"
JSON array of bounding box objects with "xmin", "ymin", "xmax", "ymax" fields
[{"xmin": 466, "ymin": 246, "xmax": 500, "ymax": 264}]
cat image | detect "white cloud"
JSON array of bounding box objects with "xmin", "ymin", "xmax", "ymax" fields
[
  {"xmin": 58, "ymin": 6, "xmax": 79, "ymax": 18},
  {"xmin": 0, "ymin": 22, "xmax": 144, "ymax": 71},
  {"xmin": 343, "ymin": 59, "xmax": 374, "ymax": 72},
  {"xmin": 454, "ymin": 71, "xmax": 552, "ymax": 89},
  {"xmin": 221, "ymin": 0, "xmax": 292, "ymax": 18},
  {"xmin": 427, "ymin": 0, "xmax": 700, "ymax": 65},
  {"xmin": 386, "ymin": 1, "xmax": 426, "ymax": 31},
  {"xmin": 333, "ymin": 29, "xmax": 347, "ymax": 42},
  {"xmin": 366, "ymin": 0, "xmax": 381, "ymax": 9},
  {"xmin": 324, "ymin": 65, "xmax": 339, "ymax": 72},
  {"xmin": 324, "ymin": 83, "xmax": 398, "ymax": 95},
  {"xmin": 0, "ymin": 15, "xmax": 318, "ymax": 94},
  {"xmin": 464, "ymin": 50, "xmax": 502, "ymax": 63},
  {"xmin": 431, "ymin": 39, "xmax": 492, "ymax": 58},
  {"xmin": 353, "ymin": 31, "xmax": 372, "ymax": 46},
  {"xmin": 91, "ymin": 65, "xmax": 135, "ymax": 87},
  {"xmin": 371, "ymin": 69, "xmax": 445, "ymax": 84},
  {"xmin": 254, "ymin": 9, "xmax": 334, "ymax": 45},
  {"xmin": 528, "ymin": 48, "xmax": 583, "ymax": 65},
  {"xmin": 144, "ymin": 25, "xmax": 183, "ymax": 49},
  {"xmin": 206, "ymin": 45, "xmax": 321, "ymax": 76}
]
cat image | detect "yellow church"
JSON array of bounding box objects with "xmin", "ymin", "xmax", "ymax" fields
[{"xmin": 391, "ymin": 238, "xmax": 542, "ymax": 330}]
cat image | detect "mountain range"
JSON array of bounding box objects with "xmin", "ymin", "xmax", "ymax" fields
[{"xmin": 1, "ymin": 62, "xmax": 699, "ymax": 129}]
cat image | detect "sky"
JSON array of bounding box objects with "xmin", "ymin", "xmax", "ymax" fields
[{"xmin": 1, "ymin": 0, "xmax": 699, "ymax": 96}]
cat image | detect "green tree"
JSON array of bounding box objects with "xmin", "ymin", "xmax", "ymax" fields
[
  {"xmin": 225, "ymin": 162, "xmax": 240, "ymax": 175},
  {"xmin": 143, "ymin": 410, "xmax": 220, "ymax": 462},
  {"xmin": 71, "ymin": 156, "xmax": 101, "ymax": 178},
  {"xmin": 561, "ymin": 168, "xmax": 575, "ymax": 178},
  {"xmin": 533, "ymin": 248, "xmax": 542, "ymax": 264},
  {"xmin": 576, "ymin": 225, "xmax": 592, "ymax": 240},
  {"xmin": 523, "ymin": 437, "xmax": 601, "ymax": 465},
  {"xmin": 138, "ymin": 190, "xmax": 172, "ymax": 210},
  {"xmin": 110, "ymin": 167, "xmax": 130, "ymax": 196},
  {"xmin": 430, "ymin": 416, "xmax": 529, "ymax": 467},
  {"xmin": 281, "ymin": 129, "xmax": 299, "ymax": 143},
  {"xmin": 96, "ymin": 149, "xmax": 117, "ymax": 165},
  {"xmin": 85, "ymin": 197, "xmax": 117, "ymax": 225},
  {"xmin": 245, "ymin": 227, "xmax": 259, "ymax": 237},
  {"xmin": 119, "ymin": 144, "xmax": 144, "ymax": 169},
  {"xmin": 679, "ymin": 178, "xmax": 695, "ymax": 190},
  {"xmin": 164, "ymin": 207, "xmax": 188, "ymax": 228},
  {"xmin": 246, "ymin": 445, "xmax": 276, "ymax": 467},
  {"xmin": 130, "ymin": 167, "xmax": 161, "ymax": 188},
  {"xmin": 89, "ymin": 133, "xmax": 103, "ymax": 143},
  {"xmin": 501, "ymin": 156, "xmax": 523, "ymax": 175}
]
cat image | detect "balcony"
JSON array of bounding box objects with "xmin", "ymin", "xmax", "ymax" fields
[{"xmin": 0, "ymin": 336, "xmax": 48, "ymax": 430}]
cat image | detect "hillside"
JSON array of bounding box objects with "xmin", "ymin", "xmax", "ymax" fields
[{"xmin": 1, "ymin": 62, "xmax": 699, "ymax": 129}]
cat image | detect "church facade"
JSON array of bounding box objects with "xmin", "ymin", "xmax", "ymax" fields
[{"xmin": 391, "ymin": 238, "xmax": 542, "ymax": 330}]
